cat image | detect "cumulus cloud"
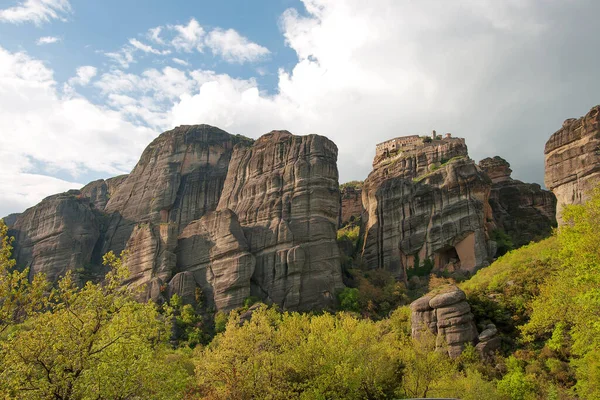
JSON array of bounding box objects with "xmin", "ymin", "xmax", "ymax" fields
[
  {"xmin": 169, "ymin": 18, "xmax": 205, "ymax": 53},
  {"xmin": 36, "ymin": 36, "xmax": 60, "ymax": 45},
  {"xmin": 205, "ymin": 28, "xmax": 270, "ymax": 63},
  {"xmin": 0, "ymin": 0, "xmax": 71, "ymax": 25},
  {"xmin": 67, "ymin": 66, "xmax": 97, "ymax": 86},
  {"xmin": 0, "ymin": 46, "xmax": 156, "ymax": 216}
]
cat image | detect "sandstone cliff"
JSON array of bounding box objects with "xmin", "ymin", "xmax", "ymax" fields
[
  {"xmin": 9, "ymin": 191, "xmax": 100, "ymax": 283},
  {"xmin": 545, "ymin": 105, "xmax": 600, "ymax": 223},
  {"xmin": 361, "ymin": 137, "xmax": 493, "ymax": 278},
  {"xmin": 339, "ymin": 183, "xmax": 363, "ymax": 228},
  {"xmin": 479, "ymin": 156, "xmax": 556, "ymax": 248},
  {"xmin": 217, "ymin": 131, "xmax": 344, "ymax": 310},
  {"xmin": 2, "ymin": 213, "xmax": 20, "ymax": 228},
  {"xmin": 9, "ymin": 126, "xmax": 343, "ymax": 312}
]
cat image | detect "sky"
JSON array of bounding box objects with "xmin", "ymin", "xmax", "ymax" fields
[{"xmin": 1, "ymin": 0, "xmax": 600, "ymax": 217}]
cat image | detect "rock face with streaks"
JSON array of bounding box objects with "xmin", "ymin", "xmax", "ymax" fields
[
  {"xmin": 480, "ymin": 156, "xmax": 556, "ymax": 248},
  {"xmin": 9, "ymin": 125, "xmax": 343, "ymax": 312},
  {"xmin": 2, "ymin": 213, "xmax": 21, "ymax": 228},
  {"xmin": 339, "ymin": 184, "xmax": 364, "ymax": 227},
  {"xmin": 217, "ymin": 131, "xmax": 344, "ymax": 310},
  {"xmin": 361, "ymin": 136, "xmax": 493, "ymax": 278},
  {"xmin": 545, "ymin": 105, "xmax": 600, "ymax": 224},
  {"xmin": 9, "ymin": 191, "xmax": 100, "ymax": 283},
  {"xmin": 80, "ymin": 175, "xmax": 128, "ymax": 212},
  {"xmin": 410, "ymin": 286, "xmax": 479, "ymax": 358}
]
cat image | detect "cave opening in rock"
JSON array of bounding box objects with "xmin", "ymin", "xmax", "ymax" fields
[{"xmin": 436, "ymin": 246, "xmax": 461, "ymax": 271}]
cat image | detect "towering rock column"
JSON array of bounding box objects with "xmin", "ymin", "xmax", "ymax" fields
[
  {"xmin": 545, "ymin": 105, "xmax": 600, "ymax": 224},
  {"xmin": 218, "ymin": 131, "xmax": 344, "ymax": 310}
]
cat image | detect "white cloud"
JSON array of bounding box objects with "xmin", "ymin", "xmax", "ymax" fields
[
  {"xmin": 205, "ymin": 28, "xmax": 270, "ymax": 63},
  {"xmin": 104, "ymin": 47, "xmax": 135, "ymax": 69},
  {"xmin": 67, "ymin": 65, "xmax": 97, "ymax": 86},
  {"xmin": 0, "ymin": 0, "xmax": 71, "ymax": 25},
  {"xmin": 129, "ymin": 38, "xmax": 171, "ymax": 55},
  {"xmin": 147, "ymin": 26, "xmax": 165, "ymax": 45},
  {"xmin": 36, "ymin": 35, "xmax": 61, "ymax": 45},
  {"xmin": 169, "ymin": 18, "xmax": 205, "ymax": 52},
  {"xmin": 172, "ymin": 57, "xmax": 189, "ymax": 66},
  {"xmin": 0, "ymin": 46, "xmax": 156, "ymax": 215}
]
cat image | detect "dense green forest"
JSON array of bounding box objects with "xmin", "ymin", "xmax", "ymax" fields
[{"xmin": 1, "ymin": 191, "xmax": 600, "ymax": 399}]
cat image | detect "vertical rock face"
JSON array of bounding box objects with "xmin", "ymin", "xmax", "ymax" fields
[
  {"xmin": 9, "ymin": 191, "xmax": 100, "ymax": 283},
  {"xmin": 545, "ymin": 105, "xmax": 600, "ymax": 224},
  {"xmin": 361, "ymin": 136, "xmax": 492, "ymax": 278},
  {"xmin": 176, "ymin": 210, "xmax": 255, "ymax": 311},
  {"xmin": 410, "ymin": 287, "xmax": 479, "ymax": 358},
  {"xmin": 480, "ymin": 157, "xmax": 557, "ymax": 248},
  {"xmin": 217, "ymin": 131, "xmax": 344, "ymax": 310},
  {"xmin": 9, "ymin": 125, "xmax": 343, "ymax": 312},
  {"xmin": 339, "ymin": 184, "xmax": 363, "ymax": 227}
]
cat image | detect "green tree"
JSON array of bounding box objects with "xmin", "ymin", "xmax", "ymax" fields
[{"xmin": 0, "ymin": 251, "xmax": 191, "ymax": 399}]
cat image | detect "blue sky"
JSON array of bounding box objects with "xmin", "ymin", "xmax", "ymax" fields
[{"xmin": 1, "ymin": 0, "xmax": 600, "ymax": 217}]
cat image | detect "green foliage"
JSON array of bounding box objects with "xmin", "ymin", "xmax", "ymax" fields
[
  {"xmin": 406, "ymin": 256, "xmax": 434, "ymax": 279},
  {"xmin": 339, "ymin": 180, "xmax": 363, "ymax": 191},
  {"xmin": 243, "ymin": 295, "xmax": 260, "ymax": 308},
  {"xmin": 0, "ymin": 249, "xmax": 193, "ymax": 399},
  {"xmin": 214, "ymin": 311, "xmax": 228, "ymax": 334},
  {"xmin": 337, "ymin": 287, "xmax": 360, "ymax": 312},
  {"xmin": 337, "ymin": 225, "xmax": 360, "ymax": 245},
  {"xmin": 496, "ymin": 356, "xmax": 537, "ymax": 400},
  {"xmin": 491, "ymin": 228, "xmax": 515, "ymax": 257},
  {"xmin": 344, "ymin": 268, "xmax": 408, "ymax": 318}
]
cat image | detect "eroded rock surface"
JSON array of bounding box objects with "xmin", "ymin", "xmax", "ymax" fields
[
  {"xmin": 218, "ymin": 131, "xmax": 344, "ymax": 310},
  {"xmin": 9, "ymin": 191, "xmax": 100, "ymax": 283},
  {"xmin": 361, "ymin": 136, "xmax": 493, "ymax": 278},
  {"xmin": 545, "ymin": 105, "xmax": 600, "ymax": 224},
  {"xmin": 480, "ymin": 156, "xmax": 556, "ymax": 248},
  {"xmin": 80, "ymin": 175, "xmax": 128, "ymax": 211},
  {"xmin": 410, "ymin": 286, "xmax": 479, "ymax": 358},
  {"xmin": 339, "ymin": 184, "xmax": 363, "ymax": 227},
  {"xmin": 2, "ymin": 213, "xmax": 20, "ymax": 228}
]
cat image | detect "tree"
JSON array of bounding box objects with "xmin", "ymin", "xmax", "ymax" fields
[
  {"xmin": 0, "ymin": 219, "xmax": 47, "ymax": 333},
  {"xmin": 0, "ymin": 251, "xmax": 192, "ymax": 399}
]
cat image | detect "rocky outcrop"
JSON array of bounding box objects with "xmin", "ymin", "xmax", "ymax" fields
[
  {"xmin": 9, "ymin": 125, "xmax": 343, "ymax": 313},
  {"xmin": 80, "ymin": 175, "xmax": 128, "ymax": 211},
  {"xmin": 339, "ymin": 184, "xmax": 363, "ymax": 227},
  {"xmin": 361, "ymin": 137, "xmax": 493, "ymax": 278},
  {"xmin": 480, "ymin": 157, "xmax": 556, "ymax": 249},
  {"xmin": 9, "ymin": 191, "xmax": 100, "ymax": 283},
  {"xmin": 545, "ymin": 105, "xmax": 600, "ymax": 224},
  {"xmin": 2, "ymin": 213, "xmax": 20, "ymax": 228},
  {"xmin": 217, "ymin": 131, "xmax": 344, "ymax": 310},
  {"xmin": 476, "ymin": 323, "xmax": 501, "ymax": 359},
  {"xmin": 410, "ymin": 286, "xmax": 479, "ymax": 358}
]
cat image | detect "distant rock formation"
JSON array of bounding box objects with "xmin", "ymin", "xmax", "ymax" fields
[
  {"xmin": 2, "ymin": 213, "xmax": 21, "ymax": 228},
  {"xmin": 9, "ymin": 126, "xmax": 343, "ymax": 312},
  {"xmin": 339, "ymin": 183, "xmax": 363, "ymax": 227},
  {"xmin": 9, "ymin": 191, "xmax": 100, "ymax": 283},
  {"xmin": 410, "ymin": 286, "xmax": 482, "ymax": 358},
  {"xmin": 545, "ymin": 105, "xmax": 600, "ymax": 224},
  {"xmin": 479, "ymin": 156, "xmax": 556, "ymax": 249},
  {"xmin": 361, "ymin": 135, "xmax": 493, "ymax": 278}
]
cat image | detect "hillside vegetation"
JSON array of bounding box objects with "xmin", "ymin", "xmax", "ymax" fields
[{"xmin": 1, "ymin": 190, "xmax": 600, "ymax": 398}]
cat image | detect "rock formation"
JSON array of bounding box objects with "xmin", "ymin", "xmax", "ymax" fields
[
  {"xmin": 9, "ymin": 125, "xmax": 343, "ymax": 312},
  {"xmin": 545, "ymin": 105, "xmax": 600, "ymax": 224},
  {"xmin": 2, "ymin": 213, "xmax": 20, "ymax": 228},
  {"xmin": 479, "ymin": 156, "xmax": 556, "ymax": 248},
  {"xmin": 339, "ymin": 183, "xmax": 363, "ymax": 228},
  {"xmin": 217, "ymin": 131, "xmax": 344, "ymax": 310},
  {"xmin": 410, "ymin": 286, "xmax": 480, "ymax": 358},
  {"xmin": 361, "ymin": 136, "xmax": 493, "ymax": 278},
  {"xmin": 9, "ymin": 191, "xmax": 100, "ymax": 283}
]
